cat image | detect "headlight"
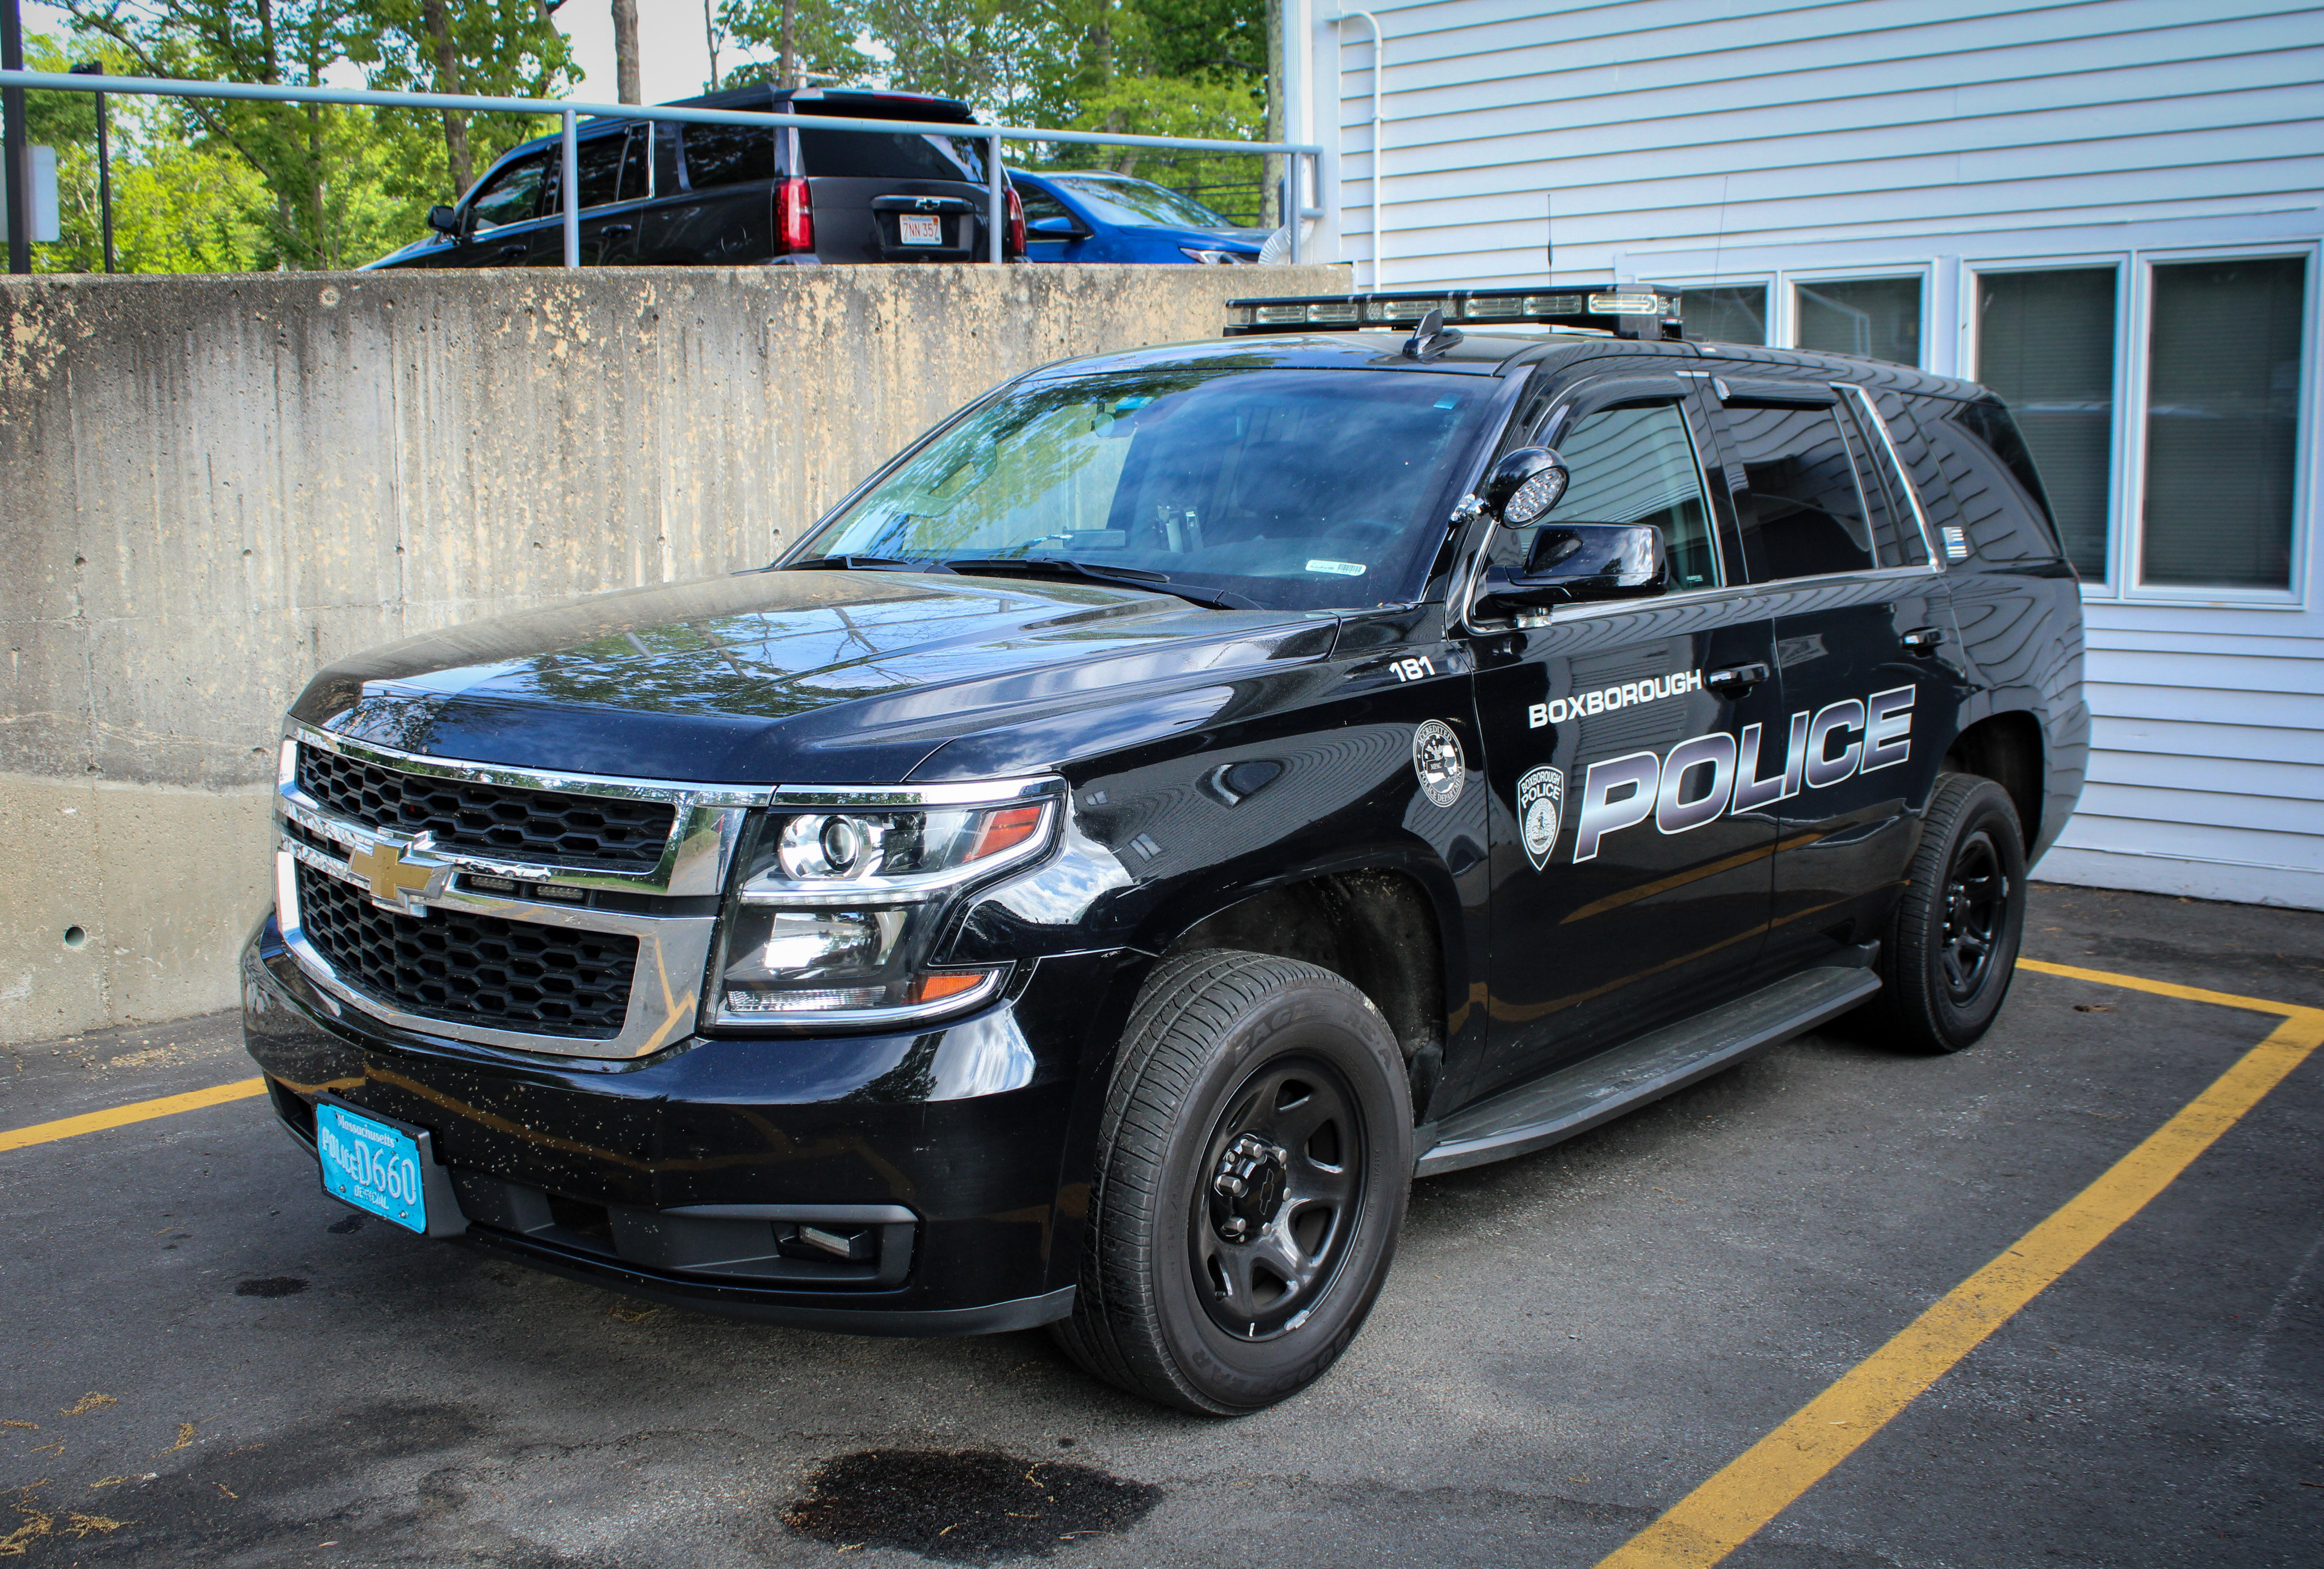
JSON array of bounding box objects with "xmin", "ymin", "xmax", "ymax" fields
[
  {"xmin": 708, "ymin": 780, "xmax": 1060, "ymax": 1028},
  {"xmin": 1180, "ymin": 246, "xmax": 1250, "ymax": 265}
]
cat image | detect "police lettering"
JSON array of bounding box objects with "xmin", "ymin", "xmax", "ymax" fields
[{"xmin": 1570, "ymin": 686, "xmax": 1914, "ymax": 863}]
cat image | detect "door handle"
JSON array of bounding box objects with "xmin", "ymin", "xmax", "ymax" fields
[
  {"xmin": 497, "ymin": 242, "xmax": 527, "ymax": 259},
  {"xmin": 1903, "ymin": 626, "xmax": 1947, "ymax": 655},
  {"xmin": 600, "ymin": 224, "xmax": 634, "ymax": 238},
  {"xmin": 1705, "ymin": 662, "xmax": 1771, "ymax": 693}
]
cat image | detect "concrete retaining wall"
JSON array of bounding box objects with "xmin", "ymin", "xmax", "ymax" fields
[{"xmin": 0, "ymin": 262, "xmax": 1347, "ymax": 1044}]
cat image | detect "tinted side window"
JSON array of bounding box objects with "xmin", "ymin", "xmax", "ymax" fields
[
  {"xmin": 1728, "ymin": 406, "xmax": 1879, "ymax": 581},
  {"xmin": 470, "ymin": 152, "xmax": 549, "ymax": 230},
  {"xmin": 1014, "ymin": 182, "xmax": 1075, "ymax": 229},
  {"xmin": 548, "ymin": 132, "xmax": 632, "ymax": 213},
  {"xmin": 1920, "ymin": 401, "xmax": 2066, "ymax": 565},
  {"xmin": 1550, "ymin": 403, "xmax": 1720, "ymax": 591},
  {"xmin": 683, "ymin": 124, "xmax": 778, "ymax": 189},
  {"xmin": 1833, "ymin": 396, "xmax": 1924, "ymax": 566},
  {"xmin": 1955, "ymin": 398, "xmax": 2064, "ymax": 554}
]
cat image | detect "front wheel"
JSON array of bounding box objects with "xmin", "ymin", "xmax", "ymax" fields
[
  {"xmin": 1053, "ymin": 950, "xmax": 1412, "ymax": 1414},
  {"xmin": 1862, "ymin": 772, "xmax": 2029, "ymax": 1053}
]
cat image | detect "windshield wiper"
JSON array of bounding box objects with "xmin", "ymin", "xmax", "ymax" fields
[
  {"xmin": 945, "ymin": 557, "xmax": 1255, "ymax": 611},
  {"xmin": 784, "ymin": 554, "xmax": 953, "ymax": 573}
]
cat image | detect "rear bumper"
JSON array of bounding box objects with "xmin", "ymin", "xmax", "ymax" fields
[{"xmin": 242, "ymin": 915, "xmax": 1126, "ymax": 1334}]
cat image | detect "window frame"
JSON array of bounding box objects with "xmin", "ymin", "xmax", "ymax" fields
[
  {"xmin": 2121, "ymin": 242, "xmax": 2315, "ymax": 607},
  {"xmin": 1782, "ymin": 263, "xmax": 1934, "ymax": 369},
  {"xmin": 1962, "ymin": 254, "xmax": 2130, "ymax": 590}
]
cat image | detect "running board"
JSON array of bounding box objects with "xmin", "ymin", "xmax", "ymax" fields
[{"xmin": 1413, "ymin": 966, "xmax": 1881, "ymax": 1178}]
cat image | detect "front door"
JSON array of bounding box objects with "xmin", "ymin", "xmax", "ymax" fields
[
  {"xmin": 442, "ymin": 148, "xmax": 556, "ymax": 268},
  {"xmin": 1467, "ymin": 372, "xmax": 1783, "ymax": 1101},
  {"xmin": 1707, "ymin": 378, "xmax": 1971, "ymax": 971}
]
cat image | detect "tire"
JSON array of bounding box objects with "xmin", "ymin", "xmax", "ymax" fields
[
  {"xmin": 1052, "ymin": 949, "xmax": 1413, "ymax": 1415},
  {"xmin": 1860, "ymin": 772, "xmax": 2029, "ymax": 1054}
]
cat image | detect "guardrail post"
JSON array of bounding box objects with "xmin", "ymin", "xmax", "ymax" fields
[
  {"xmin": 986, "ymin": 127, "xmax": 1003, "ymax": 266},
  {"xmin": 560, "ymin": 110, "xmax": 579, "ymax": 270}
]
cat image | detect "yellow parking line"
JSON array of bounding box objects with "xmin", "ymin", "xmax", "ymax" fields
[
  {"xmin": 0, "ymin": 1078, "xmax": 268, "ymax": 1154},
  {"xmin": 1596, "ymin": 964, "xmax": 2324, "ymax": 1568}
]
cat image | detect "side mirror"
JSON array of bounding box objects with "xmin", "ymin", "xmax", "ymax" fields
[
  {"xmin": 1484, "ymin": 447, "xmax": 1570, "ymax": 525},
  {"xmin": 427, "ymin": 204, "xmax": 461, "ymax": 237},
  {"xmin": 1027, "ymin": 215, "xmax": 1081, "ymax": 237},
  {"xmin": 1475, "ymin": 523, "xmax": 1669, "ymax": 619}
]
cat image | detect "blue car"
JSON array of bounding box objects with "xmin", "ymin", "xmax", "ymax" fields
[{"xmin": 1009, "ymin": 170, "xmax": 1270, "ymax": 264}]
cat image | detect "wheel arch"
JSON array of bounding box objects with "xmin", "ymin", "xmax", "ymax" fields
[
  {"xmin": 1151, "ymin": 863, "xmax": 1454, "ymax": 1120},
  {"xmin": 1942, "ymin": 710, "xmax": 2045, "ymax": 852}
]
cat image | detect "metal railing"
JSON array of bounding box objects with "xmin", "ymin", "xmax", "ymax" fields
[{"xmin": 0, "ymin": 68, "xmax": 1325, "ymax": 271}]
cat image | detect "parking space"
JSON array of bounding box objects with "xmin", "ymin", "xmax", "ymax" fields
[{"xmin": 5, "ymin": 883, "xmax": 2320, "ymax": 1567}]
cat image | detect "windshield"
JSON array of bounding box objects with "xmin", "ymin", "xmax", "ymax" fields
[
  {"xmin": 792, "ymin": 367, "xmax": 1491, "ymax": 611},
  {"xmin": 1050, "ymin": 175, "xmax": 1236, "ymax": 230}
]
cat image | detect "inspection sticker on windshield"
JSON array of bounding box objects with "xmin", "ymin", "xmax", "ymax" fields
[
  {"xmin": 1306, "ymin": 559, "xmax": 1365, "ymax": 576},
  {"xmin": 316, "ymin": 1102, "xmax": 428, "ymax": 1234},
  {"xmin": 898, "ymin": 214, "xmax": 942, "ymax": 246}
]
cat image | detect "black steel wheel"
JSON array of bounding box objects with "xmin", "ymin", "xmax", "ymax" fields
[
  {"xmin": 1053, "ymin": 949, "xmax": 1411, "ymax": 1414},
  {"xmin": 1860, "ymin": 772, "xmax": 2029, "ymax": 1054}
]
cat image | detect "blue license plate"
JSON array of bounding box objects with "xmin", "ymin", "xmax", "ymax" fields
[{"xmin": 316, "ymin": 1103, "xmax": 428, "ymax": 1234}]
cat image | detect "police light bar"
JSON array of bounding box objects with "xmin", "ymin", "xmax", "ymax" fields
[{"xmin": 1224, "ymin": 285, "xmax": 1683, "ymax": 340}]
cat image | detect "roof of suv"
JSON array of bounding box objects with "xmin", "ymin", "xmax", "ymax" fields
[{"xmin": 1023, "ymin": 329, "xmax": 1989, "ymax": 400}]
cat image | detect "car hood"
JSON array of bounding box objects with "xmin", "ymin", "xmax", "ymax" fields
[{"xmin": 291, "ymin": 569, "xmax": 1339, "ymax": 784}]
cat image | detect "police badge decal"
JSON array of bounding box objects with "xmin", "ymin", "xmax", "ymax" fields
[{"xmin": 1518, "ymin": 766, "xmax": 1564, "ymax": 869}]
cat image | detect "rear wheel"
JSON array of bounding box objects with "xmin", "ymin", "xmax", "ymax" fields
[
  {"xmin": 1862, "ymin": 772, "xmax": 2029, "ymax": 1053},
  {"xmin": 1053, "ymin": 949, "xmax": 1411, "ymax": 1414}
]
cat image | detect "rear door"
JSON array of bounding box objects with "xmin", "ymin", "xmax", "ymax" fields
[
  {"xmin": 1706, "ymin": 378, "xmax": 1969, "ymax": 971},
  {"xmin": 535, "ymin": 124, "xmax": 652, "ymax": 266},
  {"xmin": 1465, "ymin": 366, "xmax": 1783, "ymax": 1100}
]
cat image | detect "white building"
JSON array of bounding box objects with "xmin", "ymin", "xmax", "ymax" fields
[{"xmin": 1280, "ymin": 0, "xmax": 2323, "ymax": 909}]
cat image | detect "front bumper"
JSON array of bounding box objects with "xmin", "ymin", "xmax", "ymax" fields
[{"xmin": 242, "ymin": 916, "xmax": 1129, "ymax": 1334}]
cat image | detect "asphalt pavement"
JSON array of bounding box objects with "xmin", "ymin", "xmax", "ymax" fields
[{"xmin": 3, "ymin": 883, "xmax": 2319, "ymax": 1568}]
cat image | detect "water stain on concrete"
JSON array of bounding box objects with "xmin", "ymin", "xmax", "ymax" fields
[
  {"xmin": 232, "ymin": 1277, "xmax": 308, "ymax": 1298},
  {"xmin": 783, "ymin": 1448, "xmax": 1160, "ymax": 1562}
]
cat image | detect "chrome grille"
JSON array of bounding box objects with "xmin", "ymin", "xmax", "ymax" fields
[
  {"xmin": 294, "ymin": 861, "xmax": 638, "ymax": 1040},
  {"xmin": 298, "ymin": 743, "xmax": 676, "ymax": 869}
]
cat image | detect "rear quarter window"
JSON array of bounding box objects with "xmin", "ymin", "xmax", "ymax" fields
[
  {"xmin": 683, "ymin": 124, "xmax": 778, "ymax": 190},
  {"xmin": 1922, "ymin": 397, "xmax": 2070, "ymax": 566}
]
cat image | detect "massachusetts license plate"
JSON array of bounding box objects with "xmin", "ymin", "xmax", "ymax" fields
[
  {"xmin": 898, "ymin": 214, "xmax": 943, "ymax": 246},
  {"xmin": 316, "ymin": 1103, "xmax": 428, "ymax": 1234}
]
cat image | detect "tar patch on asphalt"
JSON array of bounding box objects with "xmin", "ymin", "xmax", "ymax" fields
[
  {"xmin": 783, "ymin": 1448, "xmax": 1159, "ymax": 1560},
  {"xmin": 327, "ymin": 1214, "xmax": 367, "ymax": 1234},
  {"xmin": 233, "ymin": 1277, "xmax": 308, "ymax": 1298}
]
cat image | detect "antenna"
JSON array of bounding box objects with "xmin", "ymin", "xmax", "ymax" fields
[{"xmin": 1544, "ymin": 191, "xmax": 1554, "ymax": 281}]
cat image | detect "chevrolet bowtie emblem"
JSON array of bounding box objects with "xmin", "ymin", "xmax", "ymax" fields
[{"xmin": 346, "ymin": 835, "xmax": 446, "ymax": 911}]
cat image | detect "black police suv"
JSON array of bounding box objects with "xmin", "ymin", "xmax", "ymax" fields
[
  {"xmin": 242, "ymin": 285, "xmax": 2087, "ymax": 1414},
  {"xmin": 363, "ymin": 83, "xmax": 1024, "ymax": 271}
]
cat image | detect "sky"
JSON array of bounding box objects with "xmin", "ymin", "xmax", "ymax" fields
[{"xmin": 20, "ymin": 1, "xmax": 770, "ymax": 106}]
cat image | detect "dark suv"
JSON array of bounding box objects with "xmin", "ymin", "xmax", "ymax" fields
[
  {"xmin": 241, "ymin": 286, "xmax": 2087, "ymax": 1414},
  {"xmin": 363, "ymin": 84, "xmax": 1024, "ymax": 270}
]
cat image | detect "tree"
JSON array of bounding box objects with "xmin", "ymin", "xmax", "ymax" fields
[
  {"xmin": 346, "ymin": 0, "xmax": 574, "ymax": 202},
  {"xmin": 611, "ymin": 0, "xmax": 638, "ymax": 102}
]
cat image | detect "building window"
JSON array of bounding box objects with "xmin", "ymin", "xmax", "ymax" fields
[
  {"xmin": 1795, "ymin": 276, "xmax": 1922, "ymax": 366},
  {"xmin": 1680, "ymin": 285, "xmax": 1767, "ymax": 346},
  {"xmin": 1976, "ymin": 267, "xmax": 2117, "ymax": 582},
  {"xmin": 2141, "ymin": 256, "xmax": 2306, "ymax": 591}
]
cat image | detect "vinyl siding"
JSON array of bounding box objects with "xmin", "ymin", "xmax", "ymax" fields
[{"xmin": 1302, "ymin": 0, "xmax": 2324, "ymax": 906}]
